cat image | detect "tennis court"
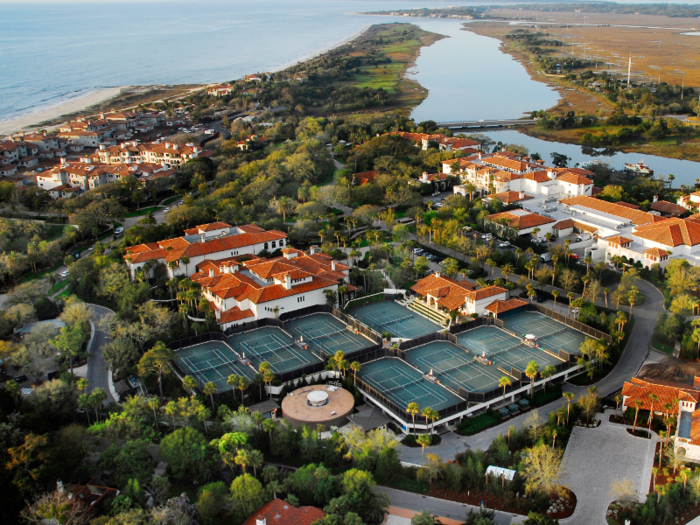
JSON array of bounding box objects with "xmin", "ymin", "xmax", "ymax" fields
[
  {"xmin": 175, "ymin": 341, "xmax": 256, "ymax": 393},
  {"xmin": 358, "ymin": 357, "xmax": 463, "ymax": 412},
  {"xmin": 350, "ymin": 301, "xmax": 440, "ymax": 339},
  {"xmin": 229, "ymin": 326, "xmax": 323, "ymax": 375},
  {"xmin": 457, "ymin": 326, "xmax": 564, "ymax": 372},
  {"xmin": 405, "ymin": 340, "xmax": 503, "ymax": 393},
  {"xmin": 502, "ymin": 311, "xmax": 587, "ymax": 355},
  {"xmin": 286, "ymin": 313, "xmax": 373, "ymax": 357}
]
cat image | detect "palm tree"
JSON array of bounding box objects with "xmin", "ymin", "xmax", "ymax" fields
[
  {"xmin": 515, "ymin": 248, "xmax": 523, "ymax": 263},
  {"xmin": 545, "ymin": 232, "xmax": 553, "ymax": 248},
  {"xmin": 227, "ymin": 374, "xmax": 241, "ymax": 402},
  {"xmin": 272, "ymin": 196, "xmax": 294, "ymax": 223},
  {"xmin": 182, "ymin": 375, "xmax": 198, "ymax": 396},
  {"xmin": 563, "ymin": 392, "xmax": 575, "ymax": 422},
  {"xmin": 501, "ymin": 263, "xmax": 514, "ymax": 282},
  {"xmin": 525, "ymin": 361, "xmax": 539, "ymax": 397},
  {"xmin": 648, "ymin": 393, "xmax": 659, "ymax": 430},
  {"xmin": 567, "ymin": 292, "xmax": 574, "ymax": 314},
  {"xmin": 203, "ymin": 382, "xmax": 217, "ymax": 409},
  {"xmin": 603, "ymin": 287, "xmax": 609, "ymax": 308},
  {"xmin": 417, "ymin": 434, "xmax": 431, "ymax": 466},
  {"xmin": 632, "ymin": 399, "xmax": 644, "ymax": 432},
  {"xmin": 499, "ymin": 376, "xmax": 511, "ymax": 402},
  {"xmin": 181, "ymin": 256, "xmax": 190, "ymax": 276},
  {"xmin": 407, "ymin": 402, "xmax": 420, "ymax": 434},
  {"xmin": 628, "ymin": 286, "xmax": 639, "ymax": 315},
  {"xmin": 350, "ymin": 361, "xmax": 361, "ymax": 385},
  {"xmin": 541, "ymin": 365, "xmax": 556, "ymax": 392},
  {"xmin": 615, "ymin": 394, "xmax": 622, "ymax": 417},
  {"xmin": 552, "ymin": 290, "xmax": 559, "ymax": 307},
  {"xmin": 238, "ymin": 376, "xmax": 250, "ymax": 404}
]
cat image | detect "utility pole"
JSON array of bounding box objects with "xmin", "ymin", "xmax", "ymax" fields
[
  {"xmin": 627, "ymin": 54, "xmax": 632, "ymax": 89},
  {"xmin": 682, "ymin": 77, "xmax": 685, "ymax": 100}
]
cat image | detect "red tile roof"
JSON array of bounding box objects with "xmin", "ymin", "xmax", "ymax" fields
[
  {"xmin": 559, "ymin": 196, "xmax": 656, "ymax": 226},
  {"xmin": 184, "ymin": 222, "xmax": 231, "ymax": 235},
  {"xmin": 615, "ymin": 201, "xmax": 641, "ymax": 210},
  {"xmin": 552, "ymin": 219, "xmax": 575, "ymax": 230},
  {"xmin": 643, "ymin": 247, "xmax": 670, "ymax": 259},
  {"xmin": 488, "ymin": 211, "xmax": 555, "ymax": 230},
  {"xmin": 555, "ymin": 168, "xmax": 593, "ymax": 186},
  {"xmin": 633, "ymin": 218, "xmax": 700, "ymax": 247},
  {"xmin": 411, "ymin": 273, "xmax": 477, "ymax": 311},
  {"xmin": 651, "ymin": 200, "xmax": 687, "ymax": 216},
  {"xmin": 523, "ymin": 171, "xmax": 550, "ymax": 182},
  {"xmin": 488, "ymin": 191, "xmax": 533, "ymax": 204},
  {"xmin": 242, "ymin": 499, "xmax": 324, "ymax": 525},
  {"xmin": 482, "ymin": 155, "xmax": 530, "ymax": 172},
  {"xmin": 484, "ymin": 298, "xmax": 528, "ymax": 314},
  {"xmin": 353, "ymin": 171, "xmax": 377, "ymax": 185},
  {"xmin": 604, "ymin": 235, "xmax": 632, "ymax": 246}
]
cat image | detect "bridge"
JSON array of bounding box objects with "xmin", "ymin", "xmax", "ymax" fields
[{"xmin": 436, "ymin": 118, "xmax": 538, "ymax": 130}]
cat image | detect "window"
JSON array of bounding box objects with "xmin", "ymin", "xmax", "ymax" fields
[
  {"xmin": 297, "ymin": 296, "xmax": 306, "ymax": 303},
  {"xmin": 280, "ymin": 239, "xmax": 285, "ymax": 247},
  {"xmin": 264, "ymin": 243, "xmax": 268, "ymax": 250},
  {"xmin": 271, "ymin": 241, "xmax": 276, "ymax": 248}
]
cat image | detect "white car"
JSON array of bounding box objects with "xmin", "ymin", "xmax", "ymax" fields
[
  {"xmin": 60, "ymin": 270, "xmax": 69, "ymax": 278},
  {"xmin": 115, "ymin": 227, "xmax": 124, "ymax": 235},
  {"xmin": 482, "ymin": 234, "xmax": 492, "ymax": 241},
  {"xmin": 164, "ymin": 207, "xmax": 171, "ymax": 212},
  {"xmin": 87, "ymin": 245, "xmax": 95, "ymax": 252},
  {"xmin": 498, "ymin": 241, "xmax": 510, "ymax": 248},
  {"xmin": 432, "ymin": 191, "xmax": 440, "ymax": 196}
]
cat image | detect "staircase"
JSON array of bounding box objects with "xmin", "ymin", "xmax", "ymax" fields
[{"xmin": 407, "ymin": 299, "xmax": 449, "ymax": 326}]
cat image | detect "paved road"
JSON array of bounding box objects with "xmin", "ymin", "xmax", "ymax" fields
[
  {"xmin": 376, "ymin": 486, "xmax": 525, "ymax": 525},
  {"xmin": 86, "ymin": 304, "xmax": 117, "ymax": 404}
]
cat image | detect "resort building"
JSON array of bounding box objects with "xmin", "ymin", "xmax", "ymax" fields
[
  {"xmin": 36, "ymin": 157, "xmax": 176, "ymax": 197},
  {"xmin": 390, "ymin": 131, "xmax": 481, "ymax": 152},
  {"xmin": 622, "ymin": 373, "xmax": 700, "ymax": 463},
  {"xmin": 124, "ymin": 222, "xmax": 289, "ymax": 280},
  {"xmin": 410, "ymin": 272, "xmax": 509, "ymax": 318},
  {"xmin": 207, "ymin": 84, "xmax": 233, "ymax": 97},
  {"xmin": 94, "ymin": 141, "xmax": 203, "ymax": 167},
  {"xmin": 450, "ymin": 151, "xmax": 594, "ymax": 199},
  {"xmin": 190, "ymin": 246, "xmax": 352, "ymax": 329},
  {"xmin": 487, "ymin": 209, "xmax": 556, "ymax": 238}
]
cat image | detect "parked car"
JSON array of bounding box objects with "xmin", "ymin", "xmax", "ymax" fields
[
  {"xmin": 115, "ymin": 227, "xmax": 124, "ymax": 235},
  {"xmin": 540, "ymin": 252, "xmax": 552, "ymax": 262},
  {"xmin": 482, "ymin": 233, "xmax": 492, "ymax": 241},
  {"xmin": 87, "ymin": 245, "xmax": 95, "ymax": 252},
  {"xmin": 574, "ymin": 237, "xmax": 583, "ymax": 243},
  {"xmin": 60, "ymin": 270, "xmax": 69, "ymax": 278},
  {"xmin": 432, "ymin": 191, "xmax": 440, "ymax": 196},
  {"xmin": 412, "ymin": 248, "xmax": 424, "ymax": 255},
  {"xmin": 164, "ymin": 207, "xmax": 171, "ymax": 212},
  {"xmin": 535, "ymin": 294, "xmax": 547, "ymax": 303},
  {"xmin": 498, "ymin": 241, "xmax": 510, "ymax": 248},
  {"xmin": 570, "ymin": 253, "xmax": 580, "ymax": 260}
]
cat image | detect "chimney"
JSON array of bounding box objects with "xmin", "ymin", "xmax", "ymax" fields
[
  {"xmin": 60, "ymin": 157, "xmax": 66, "ymax": 166},
  {"xmin": 257, "ymin": 519, "xmax": 266, "ymax": 525},
  {"xmin": 284, "ymin": 274, "xmax": 292, "ymax": 290},
  {"xmin": 310, "ymin": 246, "xmax": 317, "ymax": 255},
  {"xmin": 435, "ymin": 271, "xmax": 441, "ymax": 278},
  {"xmin": 331, "ymin": 260, "xmax": 337, "ymax": 271},
  {"xmin": 653, "ymin": 195, "xmax": 658, "ymax": 203},
  {"xmin": 547, "ymin": 169, "xmax": 556, "ymax": 180},
  {"xmin": 99, "ymin": 144, "xmax": 105, "ymax": 151},
  {"xmin": 501, "ymin": 147, "xmax": 506, "ymax": 153},
  {"xmin": 209, "ymin": 269, "xmax": 214, "ymax": 277},
  {"xmin": 200, "ymin": 234, "xmax": 205, "ymax": 243},
  {"xmin": 477, "ymin": 151, "xmax": 482, "ymax": 160}
]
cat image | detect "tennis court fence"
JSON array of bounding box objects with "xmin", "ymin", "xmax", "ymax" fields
[
  {"xmin": 526, "ymin": 305, "xmax": 613, "ymax": 344},
  {"xmin": 397, "ymin": 331, "xmax": 462, "ymax": 352},
  {"xmin": 279, "ymin": 304, "xmax": 383, "ymax": 344}
]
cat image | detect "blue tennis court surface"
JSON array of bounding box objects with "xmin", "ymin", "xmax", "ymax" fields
[
  {"xmin": 350, "ymin": 301, "xmax": 440, "ymax": 339},
  {"xmin": 229, "ymin": 326, "xmax": 323, "ymax": 375},
  {"xmin": 404, "ymin": 340, "xmax": 503, "ymax": 393},
  {"xmin": 286, "ymin": 313, "xmax": 374, "ymax": 357},
  {"xmin": 358, "ymin": 357, "xmax": 462, "ymax": 412},
  {"xmin": 502, "ymin": 311, "xmax": 587, "ymax": 355},
  {"xmin": 175, "ymin": 341, "xmax": 255, "ymax": 393}
]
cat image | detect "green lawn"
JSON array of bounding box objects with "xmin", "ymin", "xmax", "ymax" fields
[
  {"xmin": 161, "ymin": 196, "xmax": 180, "ymax": 205},
  {"xmin": 123, "ymin": 206, "xmax": 161, "ymax": 218},
  {"xmin": 21, "ymin": 263, "xmax": 62, "ymax": 283},
  {"xmin": 651, "ymin": 338, "xmax": 674, "ymax": 355},
  {"xmin": 49, "ymin": 280, "xmax": 68, "ymax": 295}
]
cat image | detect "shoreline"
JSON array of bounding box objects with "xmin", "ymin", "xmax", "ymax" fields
[
  {"xmin": 0, "ymin": 24, "xmax": 376, "ymax": 139},
  {"xmin": 0, "ymin": 87, "xmax": 125, "ymax": 136}
]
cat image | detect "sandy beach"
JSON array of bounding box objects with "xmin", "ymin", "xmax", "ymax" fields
[{"xmin": 0, "ymin": 87, "xmax": 125, "ymax": 136}]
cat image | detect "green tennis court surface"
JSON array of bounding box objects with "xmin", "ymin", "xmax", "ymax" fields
[
  {"xmin": 358, "ymin": 357, "xmax": 462, "ymax": 412},
  {"xmin": 502, "ymin": 311, "xmax": 586, "ymax": 355},
  {"xmin": 176, "ymin": 341, "xmax": 255, "ymax": 393},
  {"xmin": 229, "ymin": 327, "xmax": 323, "ymax": 375},
  {"xmin": 350, "ymin": 301, "xmax": 440, "ymax": 339},
  {"xmin": 405, "ymin": 340, "xmax": 503, "ymax": 393},
  {"xmin": 287, "ymin": 313, "xmax": 373, "ymax": 357}
]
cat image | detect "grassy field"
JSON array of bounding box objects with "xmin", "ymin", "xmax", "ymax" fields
[{"xmin": 334, "ymin": 24, "xmax": 445, "ymax": 112}]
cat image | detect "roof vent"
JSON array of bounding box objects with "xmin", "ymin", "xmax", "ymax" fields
[{"xmin": 257, "ymin": 518, "xmax": 266, "ymax": 525}]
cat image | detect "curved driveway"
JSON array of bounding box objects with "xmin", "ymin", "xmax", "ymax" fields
[{"xmin": 86, "ymin": 303, "xmax": 118, "ymax": 404}]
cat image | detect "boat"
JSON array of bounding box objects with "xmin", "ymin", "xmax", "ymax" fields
[{"xmin": 624, "ymin": 161, "xmax": 654, "ymax": 176}]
